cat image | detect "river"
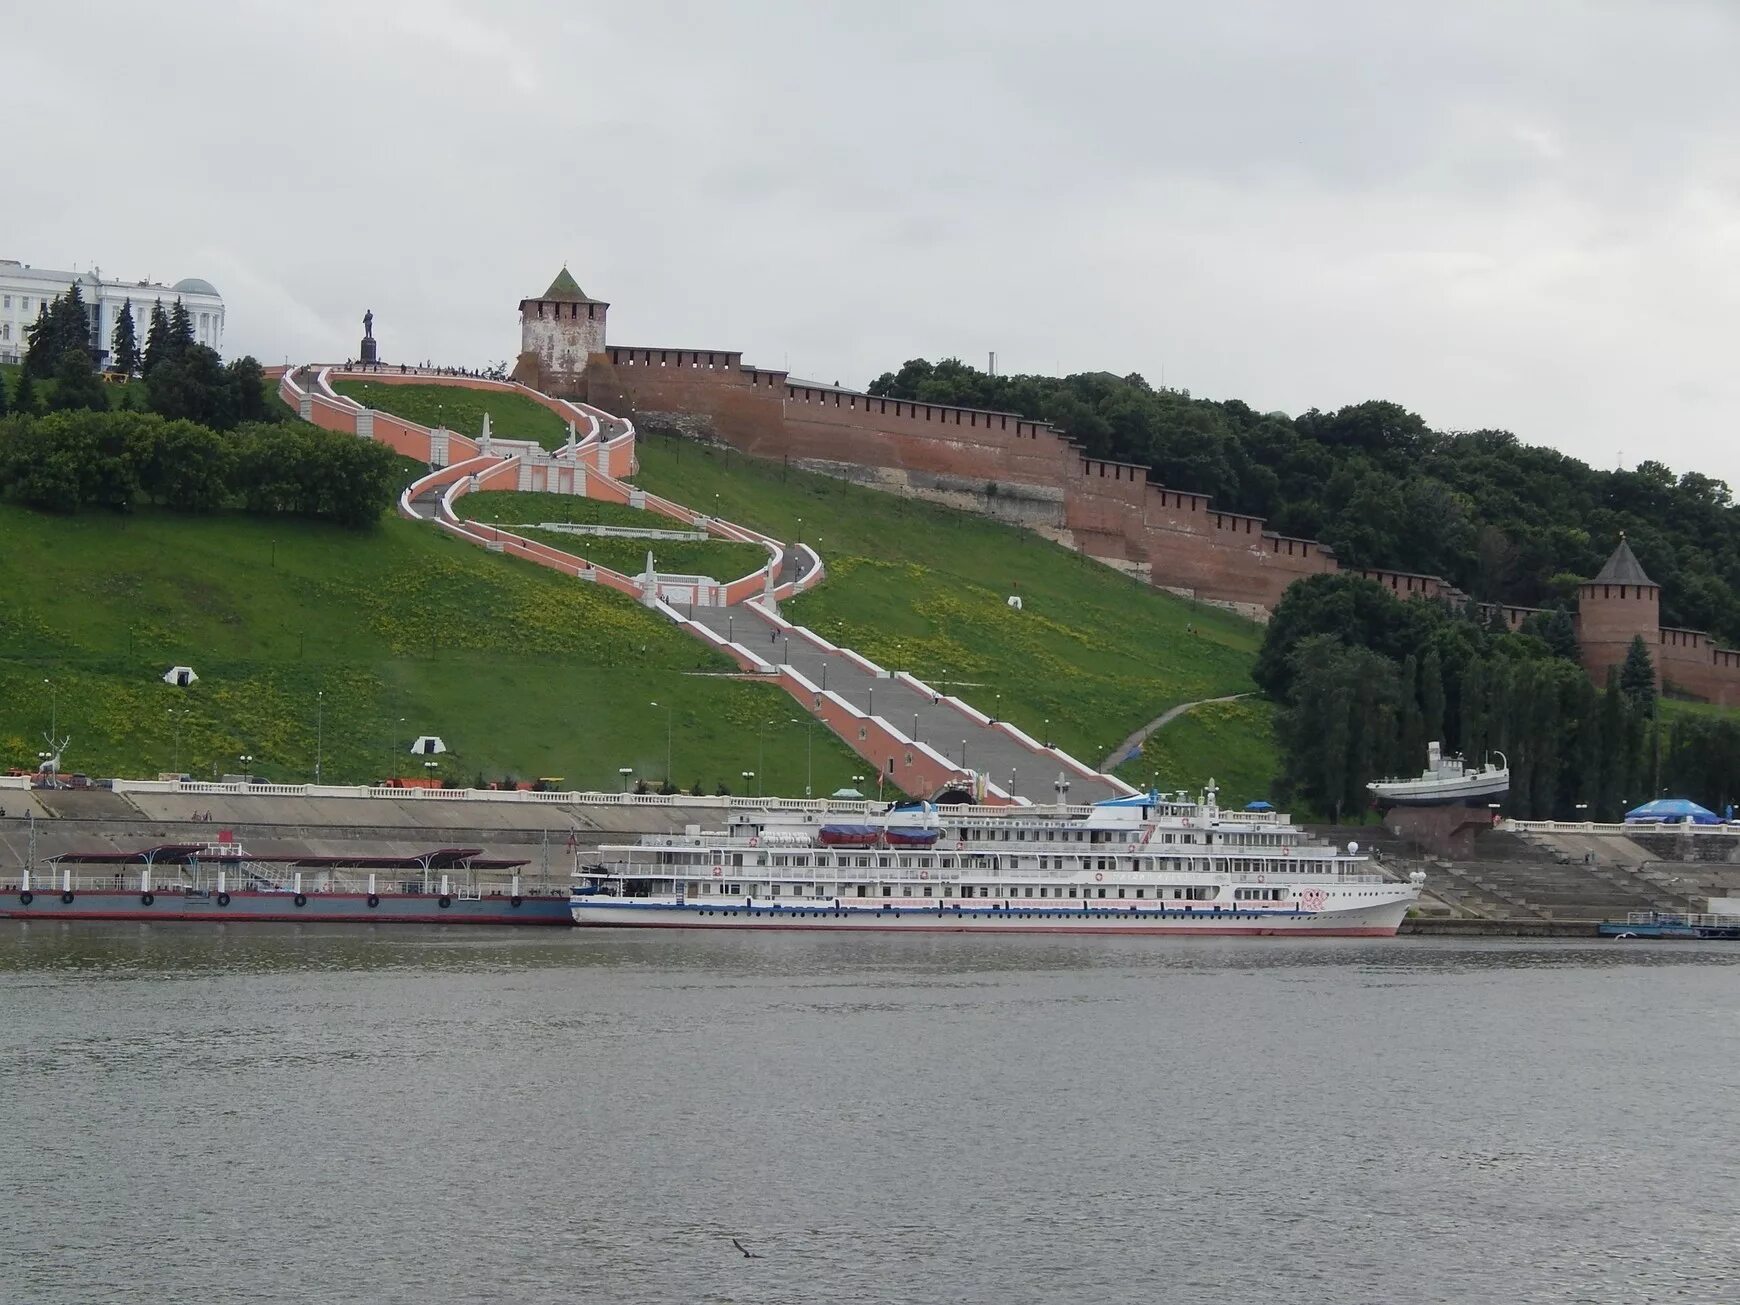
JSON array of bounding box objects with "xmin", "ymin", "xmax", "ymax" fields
[{"xmin": 1, "ymin": 926, "xmax": 1736, "ymax": 1304}]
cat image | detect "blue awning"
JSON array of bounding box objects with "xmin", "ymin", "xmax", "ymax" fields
[{"xmin": 1623, "ymin": 797, "xmax": 1721, "ymax": 825}]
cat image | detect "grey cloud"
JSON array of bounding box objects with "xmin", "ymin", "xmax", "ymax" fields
[{"xmin": 14, "ymin": 0, "xmax": 1740, "ymax": 483}]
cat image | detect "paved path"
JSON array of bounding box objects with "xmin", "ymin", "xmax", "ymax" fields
[
  {"xmin": 325, "ymin": 362, "xmax": 1125, "ymax": 805},
  {"xmin": 681, "ymin": 597, "xmax": 1121, "ymax": 805},
  {"xmin": 1100, "ymin": 694, "xmax": 1250, "ymax": 771}
]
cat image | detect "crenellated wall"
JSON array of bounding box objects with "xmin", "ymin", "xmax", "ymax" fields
[{"xmin": 522, "ymin": 296, "xmax": 1740, "ymax": 706}]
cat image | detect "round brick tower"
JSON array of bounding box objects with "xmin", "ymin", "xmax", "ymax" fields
[
  {"xmin": 512, "ymin": 266, "xmax": 608, "ymax": 398},
  {"xmin": 1577, "ymin": 535, "xmax": 1659, "ymax": 687}
]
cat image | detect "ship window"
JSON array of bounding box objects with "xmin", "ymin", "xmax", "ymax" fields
[
  {"xmin": 769, "ymin": 884, "xmax": 780, "ymax": 896},
  {"xmin": 923, "ymin": 886, "xmax": 933, "ymax": 897},
  {"xmin": 732, "ymin": 854, "xmax": 743, "ymax": 867},
  {"xmin": 856, "ymin": 885, "xmax": 868, "ymax": 897},
  {"xmin": 1096, "ymin": 888, "xmax": 1107, "ymax": 898},
  {"xmin": 1135, "ymin": 888, "xmax": 1144, "ymax": 898},
  {"xmin": 1068, "ymin": 887, "xmax": 1078, "ymax": 898},
  {"xmin": 943, "ymin": 885, "xmax": 954, "ymax": 897},
  {"xmin": 1024, "ymin": 886, "xmax": 1034, "ymax": 898},
  {"xmin": 881, "ymin": 886, "xmax": 892, "ymax": 897}
]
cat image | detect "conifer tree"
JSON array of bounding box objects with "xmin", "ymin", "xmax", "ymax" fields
[
  {"xmin": 0, "ymin": 366, "xmax": 9, "ymax": 418},
  {"xmin": 12, "ymin": 366, "xmax": 36, "ymax": 414},
  {"xmin": 1420, "ymin": 646, "xmax": 1446, "ymax": 744},
  {"xmin": 143, "ymin": 300, "xmax": 170, "ymax": 377},
  {"xmin": 1619, "ymin": 634, "xmax": 1657, "ymax": 716},
  {"xmin": 23, "ymin": 302, "xmax": 52, "ymax": 376},
  {"xmin": 48, "ymin": 347, "xmax": 109, "ymax": 412},
  {"xmin": 1460, "ymin": 657, "xmax": 1488, "ymax": 761},
  {"xmin": 1397, "ymin": 653, "xmax": 1425, "ymax": 771},
  {"xmin": 168, "ymin": 298, "xmax": 195, "ymax": 357},
  {"xmin": 111, "ymin": 298, "xmax": 140, "ymax": 374}
]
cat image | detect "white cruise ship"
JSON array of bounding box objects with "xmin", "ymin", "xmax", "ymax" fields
[{"xmin": 570, "ymin": 787, "xmax": 1424, "ymax": 937}]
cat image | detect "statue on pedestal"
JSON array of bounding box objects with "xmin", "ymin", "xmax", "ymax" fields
[{"xmin": 359, "ymin": 309, "xmax": 378, "ymax": 365}]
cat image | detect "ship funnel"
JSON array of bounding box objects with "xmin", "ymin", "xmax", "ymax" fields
[{"xmin": 1427, "ymin": 741, "xmax": 1441, "ymax": 767}]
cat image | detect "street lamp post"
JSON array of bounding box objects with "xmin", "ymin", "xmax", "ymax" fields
[
  {"xmin": 789, "ymin": 717, "xmax": 813, "ymax": 797},
  {"xmin": 315, "ymin": 690, "xmax": 323, "ymax": 784},
  {"xmin": 619, "ymin": 766, "xmax": 634, "ymax": 793},
  {"xmin": 912, "ymin": 712, "xmax": 919, "ymax": 742},
  {"xmin": 741, "ymin": 769, "xmax": 755, "ymax": 797},
  {"xmin": 238, "ymin": 753, "xmax": 254, "ymax": 781},
  {"xmin": 650, "ymin": 701, "xmax": 673, "ymax": 782}
]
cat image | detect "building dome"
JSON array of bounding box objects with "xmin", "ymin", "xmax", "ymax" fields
[{"xmin": 171, "ymin": 276, "xmax": 219, "ymax": 297}]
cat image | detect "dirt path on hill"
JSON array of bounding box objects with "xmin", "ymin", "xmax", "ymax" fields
[{"xmin": 1100, "ymin": 694, "xmax": 1251, "ymax": 771}]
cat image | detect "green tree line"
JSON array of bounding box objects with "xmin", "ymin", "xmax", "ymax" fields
[
  {"xmin": 8, "ymin": 286, "xmax": 272, "ymax": 432},
  {"xmin": 0, "ymin": 409, "xmax": 400, "ymax": 527},
  {"xmin": 870, "ymin": 359, "xmax": 1740, "ymax": 645},
  {"xmin": 1258, "ymin": 575, "xmax": 1740, "ymax": 821}
]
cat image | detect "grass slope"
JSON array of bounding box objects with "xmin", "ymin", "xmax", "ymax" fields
[
  {"xmin": 626, "ymin": 432, "xmax": 1274, "ymax": 787},
  {"xmin": 517, "ymin": 528, "xmax": 767, "ymax": 582},
  {"xmin": 1114, "ymin": 698, "xmax": 1278, "ymax": 807},
  {"xmin": 464, "ymin": 490, "xmax": 769, "ymax": 580},
  {"xmin": 331, "ymin": 380, "xmax": 571, "ymax": 450},
  {"xmin": 0, "ymin": 503, "xmax": 864, "ymax": 794}
]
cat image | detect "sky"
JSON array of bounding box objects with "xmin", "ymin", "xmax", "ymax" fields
[{"xmin": 13, "ymin": 0, "xmax": 1740, "ymax": 481}]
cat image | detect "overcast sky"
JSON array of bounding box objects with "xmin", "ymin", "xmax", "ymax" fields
[{"xmin": 14, "ymin": 1, "xmax": 1740, "ymax": 481}]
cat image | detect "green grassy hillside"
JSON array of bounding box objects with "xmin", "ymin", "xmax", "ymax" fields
[
  {"xmin": 330, "ymin": 380, "xmax": 571, "ymax": 449},
  {"xmin": 463, "ymin": 490, "xmax": 769, "ymax": 580},
  {"xmin": 626, "ymin": 432, "xmax": 1276, "ymax": 789},
  {"xmin": 329, "ymin": 387, "xmax": 1284, "ymax": 796},
  {"xmin": 0, "ymin": 503, "xmax": 863, "ymax": 794},
  {"xmin": 1114, "ymin": 697, "xmax": 1278, "ymax": 807}
]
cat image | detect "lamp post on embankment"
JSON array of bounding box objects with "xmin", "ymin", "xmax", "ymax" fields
[
  {"xmin": 650, "ymin": 701, "xmax": 673, "ymax": 782},
  {"xmin": 315, "ymin": 690, "xmax": 324, "ymax": 784},
  {"xmin": 789, "ymin": 717, "xmax": 813, "ymax": 797}
]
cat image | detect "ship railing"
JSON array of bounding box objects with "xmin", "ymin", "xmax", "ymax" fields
[
  {"xmin": 597, "ymin": 860, "xmax": 1392, "ymax": 886},
  {"xmin": 1625, "ymin": 910, "xmax": 1740, "ymax": 928}
]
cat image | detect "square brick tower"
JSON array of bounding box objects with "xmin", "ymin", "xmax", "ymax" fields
[
  {"xmin": 1577, "ymin": 535, "xmax": 1659, "ymax": 687},
  {"xmin": 513, "ymin": 267, "xmax": 608, "ymax": 397}
]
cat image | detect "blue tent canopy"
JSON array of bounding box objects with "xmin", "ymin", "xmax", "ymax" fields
[
  {"xmin": 1623, "ymin": 797, "xmax": 1721, "ymax": 825},
  {"xmin": 1244, "ymin": 800, "xmax": 1275, "ymax": 812}
]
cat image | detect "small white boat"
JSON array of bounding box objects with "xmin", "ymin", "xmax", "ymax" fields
[{"xmin": 1368, "ymin": 742, "xmax": 1508, "ymax": 808}]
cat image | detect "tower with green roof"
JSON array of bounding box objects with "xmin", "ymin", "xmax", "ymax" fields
[{"xmin": 514, "ymin": 265, "xmax": 609, "ymax": 396}]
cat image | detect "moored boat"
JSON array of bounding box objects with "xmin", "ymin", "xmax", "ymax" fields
[
  {"xmin": 572, "ymin": 788, "xmax": 1424, "ymax": 936},
  {"xmin": 1, "ymin": 838, "xmax": 572, "ymax": 925},
  {"xmin": 1369, "ymin": 742, "xmax": 1509, "ymax": 808}
]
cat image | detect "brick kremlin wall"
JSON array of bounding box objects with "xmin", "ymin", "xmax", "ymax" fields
[{"xmin": 517, "ymin": 323, "xmax": 1740, "ymax": 704}]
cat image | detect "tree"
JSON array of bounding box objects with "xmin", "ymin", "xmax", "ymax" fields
[
  {"xmin": 147, "ymin": 344, "xmax": 236, "ymax": 430},
  {"xmin": 142, "ymin": 301, "xmax": 171, "ymax": 377},
  {"xmin": 0, "ymin": 369, "xmax": 8, "ymax": 420},
  {"xmin": 168, "ymin": 298, "xmax": 195, "ymax": 357},
  {"xmin": 111, "ymin": 299, "xmax": 140, "ymax": 375},
  {"xmin": 12, "ymin": 367, "xmax": 36, "ymax": 415},
  {"xmin": 1520, "ymin": 607, "xmax": 1580, "ymax": 661},
  {"xmin": 1420, "ymin": 646, "xmax": 1446, "ymax": 744},
  {"xmin": 226, "ymin": 355, "xmax": 267, "ymax": 423},
  {"xmin": 48, "ymin": 347, "xmax": 109, "ymax": 413},
  {"xmin": 24, "ymin": 287, "xmax": 94, "ymax": 377},
  {"xmin": 1619, "ymin": 634, "xmax": 1657, "ymax": 715}
]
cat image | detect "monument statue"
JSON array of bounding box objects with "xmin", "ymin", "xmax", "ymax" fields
[
  {"xmin": 363, "ymin": 309, "xmax": 374, "ymax": 339},
  {"xmin": 359, "ymin": 308, "xmax": 378, "ymax": 365}
]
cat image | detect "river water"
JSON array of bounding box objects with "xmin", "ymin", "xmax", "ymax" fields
[{"xmin": 1, "ymin": 926, "xmax": 1736, "ymax": 1304}]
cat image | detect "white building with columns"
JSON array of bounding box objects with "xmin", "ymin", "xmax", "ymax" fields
[{"xmin": 0, "ymin": 258, "xmax": 225, "ymax": 368}]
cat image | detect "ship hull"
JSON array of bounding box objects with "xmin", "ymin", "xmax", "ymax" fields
[
  {"xmin": 1368, "ymin": 778, "xmax": 1509, "ymax": 807},
  {"xmin": 1, "ymin": 890, "xmax": 573, "ymax": 926},
  {"xmin": 571, "ymin": 898, "xmax": 1412, "ymax": 937}
]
